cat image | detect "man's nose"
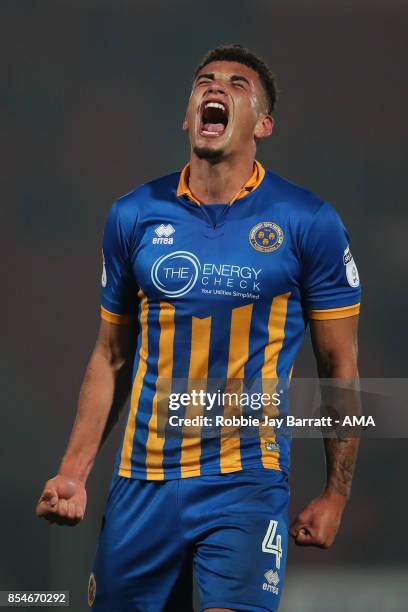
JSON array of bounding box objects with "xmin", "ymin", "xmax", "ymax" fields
[{"xmin": 206, "ymin": 82, "xmax": 226, "ymax": 96}]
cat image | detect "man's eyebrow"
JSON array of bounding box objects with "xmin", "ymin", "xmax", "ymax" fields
[
  {"xmin": 195, "ymin": 73, "xmax": 251, "ymax": 86},
  {"xmin": 195, "ymin": 73, "xmax": 215, "ymax": 81}
]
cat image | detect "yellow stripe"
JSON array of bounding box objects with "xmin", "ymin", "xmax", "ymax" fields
[
  {"xmin": 180, "ymin": 315, "xmax": 212, "ymax": 478},
  {"xmin": 220, "ymin": 303, "xmax": 253, "ymax": 474},
  {"xmin": 309, "ymin": 303, "xmax": 360, "ymax": 320},
  {"xmin": 260, "ymin": 292, "xmax": 291, "ymax": 470},
  {"xmin": 118, "ymin": 291, "xmax": 148, "ymax": 476},
  {"xmin": 100, "ymin": 306, "xmax": 134, "ymax": 325},
  {"xmin": 145, "ymin": 301, "xmax": 175, "ymax": 480}
]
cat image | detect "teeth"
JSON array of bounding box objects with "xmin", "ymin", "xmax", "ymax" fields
[{"xmin": 205, "ymin": 102, "xmax": 226, "ymax": 112}]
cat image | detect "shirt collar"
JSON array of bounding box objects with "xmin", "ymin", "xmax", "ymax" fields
[{"xmin": 176, "ymin": 159, "xmax": 266, "ymax": 206}]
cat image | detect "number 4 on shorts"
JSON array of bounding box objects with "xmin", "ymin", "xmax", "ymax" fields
[{"xmin": 262, "ymin": 520, "xmax": 282, "ymax": 569}]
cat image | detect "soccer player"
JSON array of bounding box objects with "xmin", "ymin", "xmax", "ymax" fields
[{"xmin": 36, "ymin": 44, "xmax": 361, "ymax": 612}]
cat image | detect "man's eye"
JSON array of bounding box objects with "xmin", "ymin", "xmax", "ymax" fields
[{"xmin": 233, "ymin": 82, "xmax": 245, "ymax": 89}]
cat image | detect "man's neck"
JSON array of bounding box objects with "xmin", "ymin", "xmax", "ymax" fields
[{"xmin": 188, "ymin": 152, "xmax": 255, "ymax": 204}]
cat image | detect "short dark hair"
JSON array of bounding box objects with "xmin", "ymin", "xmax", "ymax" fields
[{"xmin": 194, "ymin": 44, "xmax": 278, "ymax": 113}]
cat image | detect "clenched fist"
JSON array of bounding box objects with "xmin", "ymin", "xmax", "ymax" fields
[
  {"xmin": 36, "ymin": 475, "xmax": 87, "ymax": 526},
  {"xmin": 289, "ymin": 491, "xmax": 347, "ymax": 549}
]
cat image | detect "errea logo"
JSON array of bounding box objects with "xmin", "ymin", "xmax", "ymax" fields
[
  {"xmin": 153, "ymin": 224, "xmax": 175, "ymax": 245},
  {"xmin": 264, "ymin": 570, "xmax": 279, "ymax": 586},
  {"xmin": 262, "ymin": 569, "xmax": 279, "ymax": 595}
]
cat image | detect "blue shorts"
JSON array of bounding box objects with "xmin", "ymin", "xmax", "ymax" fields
[{"xmin": 89, "ymin": 469, "xmax": 289, "ymax": 612}]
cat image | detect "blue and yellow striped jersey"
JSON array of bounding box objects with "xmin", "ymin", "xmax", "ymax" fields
[{"xmin": 101, "ymin": 161, "xmax": 361, "ymax": 480}]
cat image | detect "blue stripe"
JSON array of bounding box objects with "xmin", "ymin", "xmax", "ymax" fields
[
  {"xmin": 162, "ymin": 307, "xmax": 192, "ymax": 479},
  {"xmin": 114, "ymin": 298, "xmax": 143, "ymax": 474},
  {"xmin": 274, "ymin": 295, "xmax": 305, "ymax": 473},
  {"xmin": 240, "ymin": 301, "xmax": 271, "ymax": 469},
  {"xmin": 130, "ymin": 299, "xmax": 161, "ymax": 478},
  {"xmin": 199, "ymin": 310, "xmax": 232, "ymax": 475}
]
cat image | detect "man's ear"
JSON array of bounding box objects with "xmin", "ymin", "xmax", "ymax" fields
[
  {"xmin": 182, "ymin": 115, "xmax": 189, "ymax": 131},
  {"xmin": 254, "ymin": 114, "xmax": 274, "ymax": 139}
]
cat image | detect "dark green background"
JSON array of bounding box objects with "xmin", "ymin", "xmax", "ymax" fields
[{"xmin": 1, "ymin": 1, "xmax": 407, "ymax": 609}]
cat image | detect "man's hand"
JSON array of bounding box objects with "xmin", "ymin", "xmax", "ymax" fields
[
  {"xmin": 36, "ymin": 475, "xmax": 87, "ymax": 526},
  {"xmin": 35, "ymin": 320, "xmax": 136, "ymax": 527},
  {"xmin": 289, "ymin": 490, "xmax": 347, "ymax": 549}
]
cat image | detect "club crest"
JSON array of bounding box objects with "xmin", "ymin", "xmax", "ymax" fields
[{"xmin": 249, "ymin": 222, "xmax": 284, "ymax": 253}]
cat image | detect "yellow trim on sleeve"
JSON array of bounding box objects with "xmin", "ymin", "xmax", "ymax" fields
[
  {"xmin": 176, "ymin": 159, "xmax": 265, "ymax": 205},
  {"xmin": 309, "ymin": 303, "xmax": 360, "ymax": 321},
  {"xmin": 100, "ymin": 306, "xmax": 134, "ymax": 325}
]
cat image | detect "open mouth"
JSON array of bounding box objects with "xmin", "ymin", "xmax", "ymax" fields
[{"xmin": 200, "ymin": 101, "xmax": 229, "ymax": 137}]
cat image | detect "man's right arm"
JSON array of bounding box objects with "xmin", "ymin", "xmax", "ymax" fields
[{"xmin": 36, "ymin": 318, "xmax": 137, "ymax": 526}]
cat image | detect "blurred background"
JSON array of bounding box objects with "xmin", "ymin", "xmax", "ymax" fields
[{"xmin": 1, "ymin": 0, "xmax": 407, "ymax": 609}]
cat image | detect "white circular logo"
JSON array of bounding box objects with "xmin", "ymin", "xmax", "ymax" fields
[
  {"xmin": 151, "ymin": 251, "xmax": 201, "ymax": 297},
  {"xmin": 101, "ymin": 251, "xmax": 107, "ymax": 287},
  {"xmin": 346, "ymin": 260, "xmax": 360, "ymax": 288}
]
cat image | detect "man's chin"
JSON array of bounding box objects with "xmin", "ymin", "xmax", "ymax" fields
[{"xmin": 193, "ymin": 145, "xmax": 225, "ymax": 161}]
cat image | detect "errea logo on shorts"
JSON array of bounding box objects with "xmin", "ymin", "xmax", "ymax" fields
[
  {"xmin": 262, "ymin": 569, "xmax": 279, "ymax": 595},
  {"xmin": 153, "ymin": 224, "xmax": 175, "ymax": 245}
]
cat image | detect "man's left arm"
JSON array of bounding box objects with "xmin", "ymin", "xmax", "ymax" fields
[{"xmin": 289, "ymin": 315, "xmax": 359, "ymax": 548}]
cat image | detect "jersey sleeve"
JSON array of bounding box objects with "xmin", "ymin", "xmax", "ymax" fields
[
  {"xmin": 100, "ymin": 201, "xmax": 139, "ymax": 325},
  {"xmin": 301, "ymin": 202, "xmax": 361, "ymax": 320}
]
